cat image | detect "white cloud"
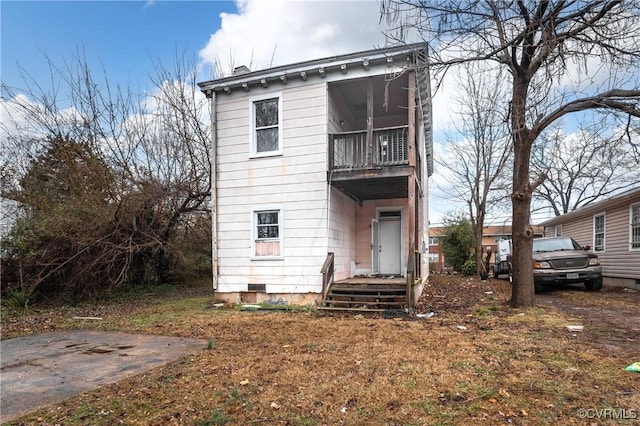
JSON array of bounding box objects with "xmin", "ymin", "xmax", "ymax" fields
[
  {"xmin": 197, "ymin": 0, "xmax": 460, "ymax": 130},
  {"xmin": 199, "ymin": 0, "xmax": 396, "ymax": 76}
]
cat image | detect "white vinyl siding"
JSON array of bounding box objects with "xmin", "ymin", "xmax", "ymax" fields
[
  {"xmin": 631, "ymin": 204, "xmax": 640, "ymax": 251},
  {"xmin": 250, "ymin": 93, "xmax": 283, "ymax": 157},
  {"xmin": 215, "ymin": 81, "xmax": 329, "ymax": 293},
  {"xmin": 593, "ymin": 213, "xmax": 606, "ymax": 252}
]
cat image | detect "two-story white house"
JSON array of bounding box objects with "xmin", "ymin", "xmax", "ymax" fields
[{"xmin": 198, "ymin": 43, "xmax": 433, "ymax": 310}]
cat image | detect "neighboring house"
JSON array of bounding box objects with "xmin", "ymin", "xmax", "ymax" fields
[
  {"xmin": 428, "ymin": 224, "xmax": 544, "ymax": 273},
  {"xmin": 540, "ymin": 187, "xmax": 640, "ymax": 289},
  {"xmin": 198, "ymin": 43, "xmax": 433, "ymax": 308}
]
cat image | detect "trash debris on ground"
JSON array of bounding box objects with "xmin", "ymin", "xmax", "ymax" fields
[
  {"xmin": 240, "ymin": 304, "xmax": 261, "ymax": 310},
  {"xmin": 624, "ymin": 362, "xmax": 640, "ymax": 372},
  {"xmin": 565, "ymin": 325, "xmax": 584, "ymax": 332},
  {"xmin": 72, "ymin": 316, "xmax": 103, "ymax": 320},
  {"xmin": 456, "ymin": 325, "xmax": 467, "ymax": 331},
  {"xmin": 416, "ymin": 312, "xmax": 435, "ymax": 319}
]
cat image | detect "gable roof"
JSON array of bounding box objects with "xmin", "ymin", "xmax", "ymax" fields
[{"xmin": 540, "ymin": 186, "xmax": 640, "ymax": 227}]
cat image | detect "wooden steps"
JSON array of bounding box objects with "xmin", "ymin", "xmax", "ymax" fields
[{"xmin": 319, "ymin": 281, "xmax": 408, "ymax": 312}]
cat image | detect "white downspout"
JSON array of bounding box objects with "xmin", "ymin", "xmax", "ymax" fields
[{"xmin": 209, "ymin": 90, "xmax": 219, "ymax": 290}]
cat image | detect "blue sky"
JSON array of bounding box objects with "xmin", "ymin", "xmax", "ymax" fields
[{"xmin": 1, "ymin": 1, "xmax": 236, "ymax": 92}]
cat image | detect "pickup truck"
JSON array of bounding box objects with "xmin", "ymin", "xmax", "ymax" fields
[{"xmin": 496, "ymin": 237, "xmax": 603, "ymax": 292}]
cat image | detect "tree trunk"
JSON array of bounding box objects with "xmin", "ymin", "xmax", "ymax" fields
[
  {"xmin": 510, "ymin": 80, "xmax": 536, "ymax": 308},
  {"xmin": 475, "ymin": 211, "xmax": 485, "ymax": 278}
]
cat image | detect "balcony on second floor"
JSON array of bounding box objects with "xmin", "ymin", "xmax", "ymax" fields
[
  {"xmin": 327, "ymin": 72, "xmax": 421, "ymax": 201},
  {"xmin": 330, "ymin": 125, "xmax": 409, "ymax": 169}
]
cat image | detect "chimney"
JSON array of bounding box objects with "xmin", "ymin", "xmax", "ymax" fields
[{"xmin": 233, "ymin": 65, "xmax": 250, "ymax": 76}]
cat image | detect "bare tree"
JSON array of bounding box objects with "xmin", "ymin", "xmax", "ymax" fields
[
  {"xmin": 1, "ymin": 51, "xmax": 211, "ymax": 297},
  {"xmin": 437, "ymin": 63, "xmax": 512, "ymax": 277},
  {"xmin": 382, "ymin": 0, "xmax": 640, "ymax": 307},
  {"xmin": 532, "ymin": 119, "xmax": 640, "ymax": 216}
]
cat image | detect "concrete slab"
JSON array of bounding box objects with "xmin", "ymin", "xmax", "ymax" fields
[{"xmin": 0, "ymin": 330, "xmax": 205, "ymax": 423}]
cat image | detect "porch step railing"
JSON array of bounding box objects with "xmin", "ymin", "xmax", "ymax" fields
[
  {"xmin": 321, "ymin": 252, "xmax": 335, "ymax": 302},
  {"xmin": 330, "ymin": 125, "xmax": 408, "ymax": 170}
]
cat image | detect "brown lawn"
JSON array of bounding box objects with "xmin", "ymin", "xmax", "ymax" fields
[{"xmin": 2, "ymin": 275, "xmax": 639, "ymax": 425}]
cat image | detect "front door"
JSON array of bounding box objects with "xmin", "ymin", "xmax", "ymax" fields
[{"xmin": 379, "ymin": 217, "xmax": 401, "ymax": 275}]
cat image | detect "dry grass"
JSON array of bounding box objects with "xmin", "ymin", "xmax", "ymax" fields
[{"xmin": 2, "ymin": 276, "xmax": 639, "ymax": 425}]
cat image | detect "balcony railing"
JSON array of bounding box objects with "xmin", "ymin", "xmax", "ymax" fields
[{"xmin": 330, "ymin": 125, "xmax": 409, "ymax": 170}]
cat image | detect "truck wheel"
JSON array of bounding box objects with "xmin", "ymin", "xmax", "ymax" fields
[{"xmin": 585, "ymin": 279, "xmax": 602, "ymax": 291}]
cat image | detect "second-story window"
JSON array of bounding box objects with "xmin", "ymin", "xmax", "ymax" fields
[{"xmin": 251, "ymin": 95, "xmax": 282, "ymax": 157}]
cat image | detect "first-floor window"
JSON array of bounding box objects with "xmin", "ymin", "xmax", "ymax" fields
[
  {"xmin": 254, "ymin": 209, "xmax": 282, "ymax": 257},
  {"xmin": 594, "ymin": 214, "xmax": 605, "ymax": 252},
  {"xmin": 428, "ymin": 253, "xmax": 439, "ymax": 263},
  {"xmin": 631, "ymin": 204, "xmax": 640, "ymax": 250}
]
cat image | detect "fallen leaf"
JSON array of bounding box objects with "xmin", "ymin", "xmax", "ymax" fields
[
  {"xmin": 488, "ymin": 398, "xmax": 498, "ymax": 403},
  {"xmin": 240, "ymin": 379, "xmax": 249, "ymax": 385},
  {"xmin": 270, "ymin": 402, "xmax": 280, "ymax": 409},
  {"xmin": 499, "ymin": 389, "xmax": 511, "ymax": 398}
]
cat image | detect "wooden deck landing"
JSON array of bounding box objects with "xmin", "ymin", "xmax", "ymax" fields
[{"xmin": 334, "ymin": 276, "xmax": 406, "ymax": 285}]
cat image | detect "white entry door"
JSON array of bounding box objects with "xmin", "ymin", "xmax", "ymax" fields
[{"xmin": 378, "ymin": 218, "xmax": 401, "ymax": 275}]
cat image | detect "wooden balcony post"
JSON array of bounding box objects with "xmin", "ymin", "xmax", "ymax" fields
[
  {"xmin": 408, "ymin": 71, "xmax": 416, "ymax": 168},
  {"xmin": 366, "ymin": 77, "xmax": 374, "ymax": 168}
]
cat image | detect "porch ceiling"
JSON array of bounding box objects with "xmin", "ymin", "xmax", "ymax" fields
[
  {"xmin": 337, "ymin": 75, "xmax": 408, "ymax": 121},
  {"xmin": 330, "ymin": 170, "xmax": 409, "ymax": 201}
]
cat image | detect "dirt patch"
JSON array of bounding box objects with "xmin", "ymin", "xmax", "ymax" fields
[
  {"xmin": 1, "ymin": 276, "xmax": 639, "ymax": 425},
  {"xmin": 536, "ymin": 285, "xmax": 640, "ymax": 359}
]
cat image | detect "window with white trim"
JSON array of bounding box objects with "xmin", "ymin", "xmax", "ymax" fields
[
  {"xmin": 429, "ymin": 236, "xmax": 439, "ymax": 245},
  {"xmin": 631, "ymin": 204, "xmax": 640, "ymax": 250},
  {"xmin": 593, "ymin": 213, "xmax": 605, "ymax": 252},
  {"xmin": 555, "ymin": 225, "xmax": 562, "ymax": 237},
  {"xmin": 250, "ymin": 95, "xmax": 282, "ymax": 157},
  {"xmin": 253, "ymin": 209, "xmax": 282, "ymax": 258}
]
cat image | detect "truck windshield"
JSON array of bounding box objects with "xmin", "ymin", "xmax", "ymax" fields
[{"xmin": 533, "ymin": 238, "xmax": 581, "ymax": 252}]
